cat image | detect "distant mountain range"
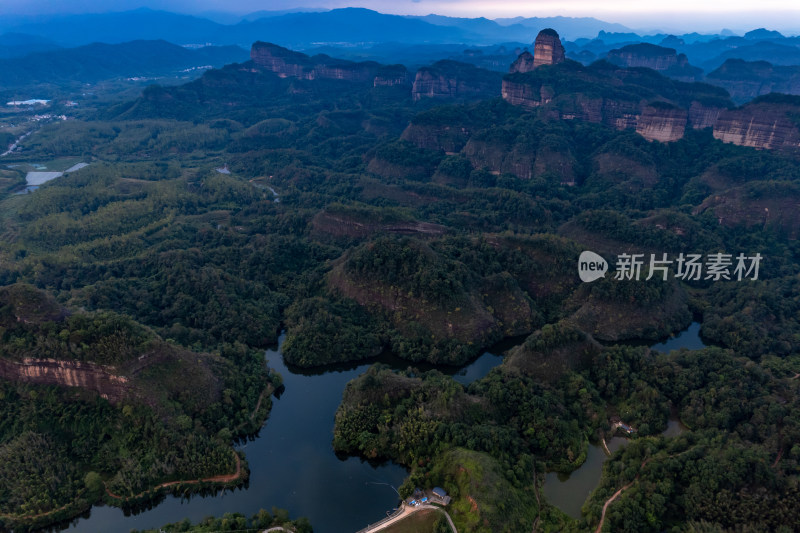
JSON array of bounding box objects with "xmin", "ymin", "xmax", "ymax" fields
[
  {"xmin": 0, "ymin": 32, "xmax": 60, "ymax": 58},
  {"xmin": 1, "ymin": 7, "xmax": 799, "ymax": 102},
  {"xmin": 0, "ymin": 40, "xmax": 248, "ymax": 89},
  {"xmin": 0, "ymin": 8, "xmax": 631, "ymax": 48}
]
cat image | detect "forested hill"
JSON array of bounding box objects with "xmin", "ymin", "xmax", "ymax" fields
[
  {"xmin": 0, "ymin": 40, "xmax": 248, "ymax": 89},
  {"xmin": 1, "ymin": 28, "xmax": 800, "ymax": 533}
]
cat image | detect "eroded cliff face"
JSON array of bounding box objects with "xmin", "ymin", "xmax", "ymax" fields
[
  {"xmin": 501, "ymin": 55, "xmax": 800, "ymax": 149},
  {"xmin": 605, "ymin": 44, "xmax": 701, "ymax": 82},
  {"xmin": 713, "ymin": 102, "xmax": 800, "ymax": 150},
  {"xmin": 0, "ymin": 357, "xmax": 130, "ymax": 403},
  {"xmin": 532, "ymin": 29, "xmax": 566, "ymax": 68},
  {"xmin": 689, "ymin": 101, "xmax": 726, "ymax": 129},
  {"xmin": 411, "ymin": 61, "xmax": 502, "ymax": 102},
  {"xmin": 251, "ymin": 42, "xmax": 311, "ymax": 78},
  {"xmin": 636, "ymin": 105, "xmax": 688, "ymax": 142},
  {"xmin": 250, "ymin": 41, "xmax": 379, "ymax": 83},
  {"xmin": 509, "ymin": 51, "xmax": 536, "ymax": 74},
  {"xmin": 373, "ymin": 65, "xmax": 411, "ymax": 87},
  {"xmin": 501, "ymin": 80, "xmax": 554, "ymax": 108},
  {"xmin": 706, "ymin": 59, "xmax": 800, "ymax": 105},
  {"xmin": 607, "ymin": 44, "xmax": 679, "ymax": 71}
]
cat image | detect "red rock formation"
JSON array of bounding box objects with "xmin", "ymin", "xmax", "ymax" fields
[
  {"xmin": 251, "ymin": 42, "xmax": 311, "ymax": 78},
  {"xmin": 706, "ymin": 59, "xmax": 800, "ymax": 104},
  {"xmin": 606, "ymin": 44, "xmax": 701, "ymax": 81},
  {"xmin": 250, "ymin": 41, "xmax": 378, "ymax": 83},
  {"xmin": 532, "ymin": 29, "xmax": 566, "ymax": 67},
  {"xmin": 509, "ymin": 51, "xmax": 536, "ymax": 74},
  {"xmin": 373, "ymin": 65, "xmax": 411, "ymax": 87},
  {"xmin": 713, "ymin": 98, "xmax": 800, "ymax": 150},
  {"xmin": 411, "ymin": 61, "xmax": 502, "ymax": 102},
  {"xmin": 500, "ymin": 80, "xmax": 554, "ymax": 108},
  {"xmin": 607, "ymin": 43, "xmax": 679, "ymax": 71},
  {"xmin": 0, "ymin": 357, "xmax": 130, "ymax": 403},
  {"xmin": 689, "ymin": 101, "xmax": 726, "ymax": 129},
  {"xmin": 636, "ymin": 105, "xmax": 688, "ymax": 142}
]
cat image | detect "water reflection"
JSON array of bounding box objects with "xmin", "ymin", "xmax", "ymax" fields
[
  {"xmin": 543, "ymin": 322, "xmax": 701, "ymax": 519},
  {"xmin": 650, "ymin": 322, "xmax": 706, "ymax": 353},
  {"xmin": 65, "ymin": 335, "xmax": 509, "ymax": 532}
]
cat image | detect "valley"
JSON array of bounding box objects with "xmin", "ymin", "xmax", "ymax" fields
[{"xmin": 0, "ymin": 7, "xmax": 799, "ymax": 533}]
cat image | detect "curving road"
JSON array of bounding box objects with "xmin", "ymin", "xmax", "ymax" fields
[{"xmin": 357, "ymin": 503, "xmax": 458, "ymax": 533}]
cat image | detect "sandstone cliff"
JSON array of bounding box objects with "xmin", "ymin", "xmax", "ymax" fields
[
  {"xmin": 606, "ymin": 43, "xmax": 702, "ymax": 82},
  {"xmin": 251, "ymin": 41, "xmax": 380, "ymax": 83},
  {"xmin": 688, "ymin": 100, "xmax": 727, "ymax": 129},
  {"xmin": 498, "ymin": 58, "xmax": 784, "ymax": 146},
  {"xmin": 533, "ymin": 29, "xmax": 566, "ymax": 68},
  {"xmin": 712, "ymin": 95, "xmax": 800, "ymax": 150},
  {"xmin": 509, "ymin": 51, "xmax": 536, "ymax": 74},
  {"xmin": 0, "ymin": 357, "xmax": 130, "ymax": 403},
  {"xmin": 607, "ymin": 43, "xmax": 679, "ymax": 71},
  {"xmin": 411, "ymin": 60, "xmax": 503, "ymax": 102},
  {"xmin": 373, "ymin": 64, "xmax": 411, "ymax": 87},
  {"xmin": 706, "ymin": 59, "xmax": 800, "ymax": 104},
  {"xmin": 501, "ymin": 79, "xmax": 554, "ymax": 109},
  {"xmin": 635, "ymin": 104, "xmax": 688, "ymax": 142}
]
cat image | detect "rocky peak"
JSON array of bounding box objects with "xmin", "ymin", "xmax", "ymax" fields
[
  {"xmin": 533, "ymin": 28, "xmax": 566, "ymax": 68},
  {"xmin": 509, "ymin": 51, "xmax": 536, "ymax": 74}
]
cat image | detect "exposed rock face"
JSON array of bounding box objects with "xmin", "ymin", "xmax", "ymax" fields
[
  {"xmin": 411, "ymin": 60, "xmax": 502, "ymax": 102},
  {"xmin": 689, "ymin": 101, "xmax": 726, "ymax": 129},
  {"xmin": 250, "ymin": 41, "xmax": 379, "ymax": 83},
  {"xmin": 532, "ymin": 29, "xmax": 565, "ymax": 68},
  {"xmin": 713, "ymin": 97, "xmax": 800, "ymax": 150},
  {"xmin": 501, "ymin": 80, "xmax": 554, "ymax": 108},
  {"xmin": 509, "ymin": 51, "xmax": 536, "ymax": 74},
  {"xmin": 0, "ymin": 357, "xmax": 130, "ymax": 403},
  {"xmin": 706, "ymin": 59, "xmax": 800, "ymax": 104},
  {"xmin": 251, "ymin": 42, "xmax": 311, "ymax": 77},
  {"xmin": 499, "ymin": 54, "xmax": 800, "ymax": 150},
  {"xmin": 373, "ymin": 65, "xmax": 411, "ymax": 87},
  {"xmin": 607, "ymin": 43, "xmax": 679, "ymax": 70},
  {"xmin": 636, "ymin": 104, "xmax": 688, "ymax": 142},
  {"xmin": 606, "ymin": 44, "xmax": 702, "ymax": 82}
]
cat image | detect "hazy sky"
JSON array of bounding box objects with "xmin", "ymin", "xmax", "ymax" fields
[{"xmin": 2, "ymin": 0, "xmax": 799, "ymax": 33}]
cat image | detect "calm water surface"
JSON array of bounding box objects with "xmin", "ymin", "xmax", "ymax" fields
[
  {"xmin": 66, "ymin": 335, "xmax": 507, "ymax": 532},
  {"xmin": 542, "ymin": 322, "xmax": 703, "ymax": 518}
]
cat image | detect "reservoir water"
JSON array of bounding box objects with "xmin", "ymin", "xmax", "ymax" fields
[
  {"xmin": 542, "ymin": 322, "xmax": 704, "ymax": 519},
  {"xmin": 66, "ymin": 335, "xmax": 507, "ymax": 532},
  {"xmin": 650, "ymin": 321, "xmax": 706, "ymax": 353}
]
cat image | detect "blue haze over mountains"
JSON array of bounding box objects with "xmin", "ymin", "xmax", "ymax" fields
[{"xmin": 0, "ymin": 7, "xmax": 800, "ymax": 101}]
